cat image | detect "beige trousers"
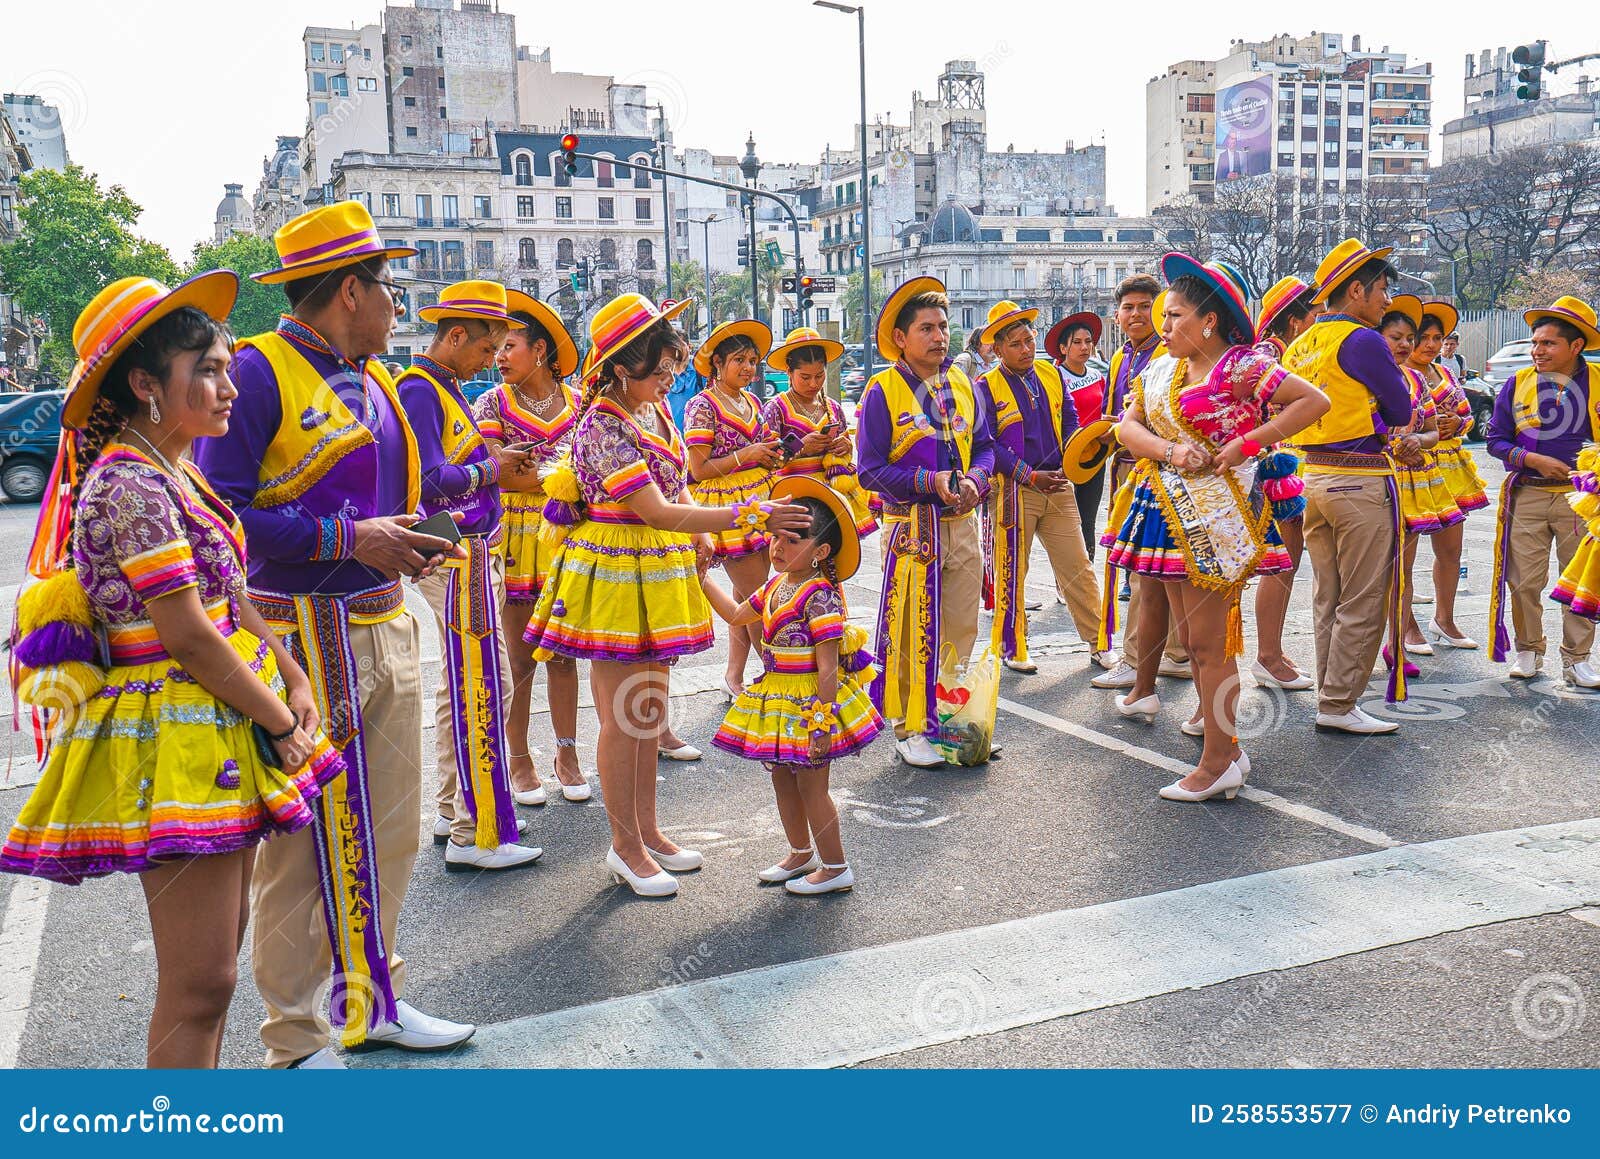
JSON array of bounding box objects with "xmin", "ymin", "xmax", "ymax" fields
[
  {"xmin": 418, "ymin": 550, "xmax": 517, "ymax": 846},
  {"xmin": 1507, "ymin": 486, "xmax": 1594, "ymax": 664},
  {"xmin": 1011, "ymin": 484, "xmax": 1102, "ymax": 652},
  {"xmin": 250, "ymin": 610, "xmax": 424, "ymax": 1067},
  {"xmin": 1303, "ymin": 472, "xmax": 1395, "ymax": 715},
  {"xmin": 888, "ymin": 511, "xmax": 981, "ymax": 739}
]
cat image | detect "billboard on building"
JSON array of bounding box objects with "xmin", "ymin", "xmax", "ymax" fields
[{"xmin": 1213, "ymin": 76, "xmax": 1273, "ymax": 183}]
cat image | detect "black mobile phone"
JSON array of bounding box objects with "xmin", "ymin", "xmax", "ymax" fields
[{"xmin": 413, "ymin": 510, "xmax": 463, "ymax": 546}]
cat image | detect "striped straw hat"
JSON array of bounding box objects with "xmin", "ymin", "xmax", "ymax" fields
[
  {"xmin": 253, "ymin": 202, "xmax": 418, "ymax": 285},
  {"xmin": 586, "ymin": 293, "xmax": 693, "ymax": 379},
  {"xmin": 1159, "ymin": 252, "xmax": 1255, "ymax": 346},
  {"xmin": 1256, "ymin": 276, "xmax": 1314, "ymax": 339},
  {"xmin": 63, "ymin": 271, "xmax": 239, "ymax": 430},
  {"xmin": 418, "ymin": 280, "xmax": 525, "ymax": 328},
  {"xmin": 1525, "ymin": 296, "xmax": 1600, "ymax": 350},
  {"xmin": 1310, "ymin": 237, "xmax": 1394, "ymax": 305},
  {"xmin": 766, "ymin": 325, "xmax": 845, "ymax": 372}
]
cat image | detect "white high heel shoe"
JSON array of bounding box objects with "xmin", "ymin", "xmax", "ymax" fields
[
  {"xmin": 785, "ymin": 862, "xmax": 854, "ymax": 895},
  {"xmin": 1250, "ymin": 660, "xmax": 1314, "ymax": 691},
  {"xmin": 1158, "ymin": 761, "xmax": 1244, "ymax": 802},
  {"xmin": 606, "ymin": 847, "xmax": 678, "ymax": 897},
  {"xmin": 721, "ymin": 677, "xmax": 743, "ymax": 704},
  {"xmin": 1115, "ymin": 692, "xmax": 1160, "ymax": 724},
  {"xmin": 1428, "ymin": 620, "xmax": 1478, "ymax": 650},
  {"xmin": 1181, "ymin": 717, "xmax": 1204, "ymax": 737},
  {"xmin": 645, "ymin": 844, "xmax": 704, "ymax": 872},
  {"xmin": 759, "ymin": 847, "xmax": 821, "ymax": 883}
]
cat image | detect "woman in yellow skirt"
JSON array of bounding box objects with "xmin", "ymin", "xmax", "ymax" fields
[
  {"xmin": 684, "ymin": 319, "xmax": 782, "ymax": 698},
  {"xmin": 523, "ymin": 295, "xmax": 809, "ymax": 897},
  {"xmin": 478, "ymin": 291, "xmax": 590, "ymax": 802},
  {"xmin": 1552, "ymin": 446, "xmax": 1600, "ymax": 621},
  {"xmin": 1408, "ymin": 300, "xmax": 1489, "ymax": 651},
  {"xmin": 761, "ymin": 326, "xmax": 877, "ymax": 537},
  {"xmin": 2, "ymin": 273, "xmax": 343, "ymax": 1067}
]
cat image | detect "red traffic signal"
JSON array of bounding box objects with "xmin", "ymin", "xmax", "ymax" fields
[
  {"xmin": 559, "ymin": 133, "xmax": 579, "ymax": 152},
  {"xmin": 560, "ymin": 133, "xmax": 580, "ymax": 177}
]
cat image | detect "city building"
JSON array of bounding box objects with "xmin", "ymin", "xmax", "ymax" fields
[
  {"xmin": 253, "ymin": 135, "xmax": 306, "ymax": 237},
  {"xmin": 515, "ymin": 46, "xmax": 649, "ymax": 136},
  {"xmin": 1443, "ymin": 47, "xmax": 1600, "ymax": 159},
  {"xmin": 213, "ymin": 184, "xmax": 252, "ymax": 242},
  {"xmin": 0, "ymin": 94, "xmax": 68, "ymax": 171},
  {"xmin": 1146, "ymin": 60, "xmax": 1218, "ymax": 210},
  {"xmin": 1, "ymin": 107, "xmax": 36, "ymax": 376},
  {"xmin": 300, "ymin": 22, "xmax": 388, "ymax": 190},
  {"xmin": 383, "ymin": 0, "xmax": 517, "ymax": 157}
]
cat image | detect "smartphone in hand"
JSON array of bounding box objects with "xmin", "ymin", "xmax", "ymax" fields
[{"xmin": 412, "ymin": 510, "xmax": 464, "ymax": 545}]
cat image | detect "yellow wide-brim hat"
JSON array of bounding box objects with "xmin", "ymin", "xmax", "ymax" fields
[
  {"xmin": 417, "ymin": 279, "xmax": 525, "ymax": 328},
  {"xmin": 1311, "ymin": 237, "xmax": 1394, "ymax": 305},
  {"xmin": 1256, "ymin": 276, "xmax": 1313, "ymax": 338},
  {"xmin": 1387, "ymin": 293, "xmax": 1424, "ymax": 331},
  {"xmin": 767, "ymin": 325, "xmax": 844, "ymax": 372},
  {"xmin": 64, "ymin": 270, "xmax": 240, "ymax": 430},
  {"xmin": 587, "ymin": 293, "xmax": 694, "ymax": 379},
  {"xmin": 978, "ymin": 299, "xmax": 1040, "ymax": 346},
  {"xmin": 694, "ymin": 318, "xmax": 773, "ymax": 376},
  {"xmin": 876, "ymin": 275, "xmax": 946, "ymax": 363},
  {"xmin": 253, "ymin": 201, "xmax": 418, "ymax": 285},
  {"xmin": 770, "ymin": 474, "xmax": 861, "ymax": 581},
  {"xmin": 1150, "ymin": 289, "xmax": 1167, "ymax": 335},
  {"xmin": 1061, "ymin": 418, "xmax": 1115, "ymax": 485},
  {"xmin": 504, "ymin": 289, "xmax": 579, "ymax": 378},
  {"xmin": 1421, "ymin": 300, "xmax": 1459, "ymax": 337},
  {"xmin": 1525, "ymin": 296, "xmax": 1600, "ymax": 350}
]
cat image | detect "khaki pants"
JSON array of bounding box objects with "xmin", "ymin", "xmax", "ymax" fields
[
  {"xmin": 418, "ymin": 550, "xmax": 517, "ymax": 846},
  {"xmin": 1110, "ymin": 458, "xmax": 1187, "ymax": 664},
  {"xmin": 1013, "ymin": 484, "xmax": 1101, "ymax": 652},
  {"xmin": 888, "ymin": 511, "xmax": 981, "ymax": 739},
  {"xmin": 1507, "ymin": 486, "xmax": 1594, "ymax": 665},
  {"xmin": 1303, "ymin": 472, "xmax": 1395, "ymax": 715},
  {"xmin": 250, "ymin": 610, "xmax": 424, "ymax": 1067}
]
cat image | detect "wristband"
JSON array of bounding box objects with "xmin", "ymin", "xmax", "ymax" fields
[
  {"xmin": 266, "ymin": 720, "xmax": 299, "ymax": 742},
  {"xmin": 802, "ymin": 699, "xmax": 840, "ymax": 734},
  {"xmin": 730, "ymin": 497, "xmax": 772, "ymax": 534},
  {"xmin": 1240, "ymin": 438, "xmax": 1263, "ymax": 457},
  {"xmin": 1164, "ymin": 442, "xmax": 1176, "ymax": 465}
]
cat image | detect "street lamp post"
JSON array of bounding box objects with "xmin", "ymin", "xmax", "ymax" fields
[
  {"xmin": 740, "ymin": 132, "xmax": 761, "ymax": 321},
  {"xmin": 691, "ymin": 214, "xmax": 719, "ymax": 336},
  {"xmin": 814, "ymin": 1, "xmax": 870, "ymax": 376},
  {"xmin": 624, "ymin": 99, "xmax": 673, "ymax": 298}
]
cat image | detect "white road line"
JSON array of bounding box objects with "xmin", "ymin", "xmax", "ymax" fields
[
  {"xmin": 1569, "ymin": 906, "xmax": 1600, "ymax": 929},
  {"xmin": 356, "ymin": 817, "xmax": 1600, "ymax": 1070},
  {"xmin": 997, "ymin": 696, "xmax": 1400, "ymax": 849},
  {"xmin": 0, "ymin": 876, "xmax": 51, "ymax": 1068}
]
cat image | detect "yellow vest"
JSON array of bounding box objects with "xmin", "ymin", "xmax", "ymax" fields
[
  {"xmin": 1282, "ymin": 319, "xmax": 1378, "ymax": 444},
  {"xmin": 872, "ymin": 363, "xmax": 977, "ymax": 473},
  {"xmin": 982, "ymin": 359, "xmax": 1066, "ymax": 457},
  {"xmin": 1509, "ymin": 364, "xmax": 1600, "ymax": 443},
  {"xmin": 396, "ymin": 362, "xmax": 482, "ymax": 467},
  {"xmin": 1105, "ymin": 340, "xmax": 1166, "ymax": 418},
  {"xmin": 238, "ymin": 332, "xmax": 420, "ymax": 512}
]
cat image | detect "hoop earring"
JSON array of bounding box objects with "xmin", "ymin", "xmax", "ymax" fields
[{"xmin": 149, "ymin": 397, "xmax": 162, "ymax": 425}]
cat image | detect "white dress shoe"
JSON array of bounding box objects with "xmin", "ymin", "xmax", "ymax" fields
[
  {"xmin": 1180, "ymin": 717, "xmax": 1204, "ymax": 737},
  {"xmin": 1406, "ymin": 638, "xmax": 1435, "ymax": 656},
  {"xmin": 1236, "ymin": 750, "xmax": 1252, "ymax": 782},
  {"xmin": 360, "ymin": 1000, "xmax": 475, "ymax": 1052},
  {"xmin": 434, "ymin": 816, "xmax": 526, "ymax": 845},
  {"xmin": 657, "ymin": 743, "xmax": 703, "ymax": 761},
  {"xmin": 1003, "ymin": 656, "xmax": 1038, "ymax": 674},
  {"xmin": 895, "ymin": 734, "xmax": 945, "ymax": 767},
  {"xmin": 445, "ymin": 840, "xmax": 543, "ymax": 871},
  {"xmin": 558, "ymin": 777, "xmax": 593, "ymax": 801},
  {"xmin": 1091, "ymin": 661, "xmax": 1137, "ymax": 689},
  {"xmin": 1565, "ymin": 660, "xmax": 1600, "ymax": 689},
  {"xmin": 1251, "ymin": 660, "xmax": 1314, "ymax": 691},
  {"xmin": 607, "ymin": 847, "xmax": 678, "ymax": 896},
  {"xmin": 645, "ymin": 844, "xmax": 704, "ymax": 872},
  {"xmin": 1315, "ymin": 707, "xmax": 1399, "ymax": 735},
  {"xmin": 759, "ymin": 847, "xmax": 821, "ymax": 883},
  {"xmin": 1024, "ymin": 598, "xmax": 1044, "ymax": 611},
  {"xmin": 785, "ymin": 862, "xmax": 855, "ymax": 895},
  {"xmin": 1158, "ymin": 761, "xmax": 1243, "ymax": 802},
  {"xmin": 1427, "ymin": 620, "xmax": 1478, "ymax": 650},
  {"xmin": 1508, "ymin": 649, "xmax": 1542, "ymax": 679},
  {"xmin": 1091, "ymin": 649, "xmax": 1119, "ymax": 670},
  {"xmin": 513, "ymin": 783, "xmax": 548, "ymax": 806},
  {"xmin": 1157, "ymin": 657, "xmax": 1193, "ymax": 679},
  {"xmin": 1115, "ymin": 692, "xmax": 1160, "ymax": 723},
  {"xmin": 290, "ymin": 1046, "xmax": 346, "ymax": 1069}
]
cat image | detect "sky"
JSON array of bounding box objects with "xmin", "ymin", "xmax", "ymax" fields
[{"xmin": 1, "ymin": 1, "xmax": 1585, "ymax": 260}]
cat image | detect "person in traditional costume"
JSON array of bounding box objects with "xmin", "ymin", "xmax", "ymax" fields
[
  {"xmin": 1, "ymin": 272, "xmax": 345, "ymax": 1068},
  {"xmin": 855, "ymin": 277, "xmax": 995, "ymax": 768},
  {"xmin": 479, "ymin": 291, "xmax": 605, "ymax": 796},
  {"xmin": 1104, "ymin": 255, "xmax": 1328, "ymax": 801},
  {"xmin": 1093, "ymin": 275, "xmax": 1191, "ymax": 690},
  {"xmin": 1485, "ymin": 296, "xmax": 1600, "ymax": 688},
  {"xmin": 1045, "ymin": 311, "xmax": 1108, "ymax": 558},
  {"xmin": 1551, "ymin": 446, "xmax": 1600, "ymax": 623},
  {"xmin": 974, "ymin": 300, "xmax": 1111, "ymax": 674},
  {"xmin": 396, "ymin": 281, "xmax": 542, "ymax": 870},
  {"xmin": 1407, "ymin": 300, "xmax": 1489, "ymax": 651},
  {"xmin": 193, "ymin": 202, "xmax": 472, "ymax": 1067},
  {"xmin": 1281, "ymin": 239, "xmax": 1414, "ymax": 734},
  {"xmin": 704, "ymin": 477, "xmax": 883, "ymax": 895},
  {"xmin": 762, "ymin": 326, "xmax": 877, "ymax": 538},
  {"xmin": 523, "ymin": 295, "xmax": 809, "ymax": 896},
  {"xmin": 684, "ymin": 319, "xmax": 781, "ymax": 700},
  {"xmin": 1249, "ymin": 275, "xmax": 1320, "ymax": 692}
]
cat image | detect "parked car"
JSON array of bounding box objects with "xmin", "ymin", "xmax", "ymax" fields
[
  {"xmin": 0, "ymin": 390, "xmax": 63, "ymax": 503},
  {"xmin": 1485, "ymin": 338, "xmax": 1533, "ymax": 385},
  {"xmin": 1459, "ymin": 373, "xmax": 1496, "ymax": 443},
  {"xmin": 840, "ymin": 368, "xmax": 867, "ymax": 401},
  {"xmin": 763, "ymin": 370, "xmax": 790, "ymax": 395}
]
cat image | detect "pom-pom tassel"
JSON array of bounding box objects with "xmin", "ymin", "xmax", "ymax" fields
[
  {"xmin": 16, "ymin": 570, "xmax": 94, "ymax": 634},
  {"xmin": 14, "ymin": 621, "xmax": 97, "ymax": 669}
]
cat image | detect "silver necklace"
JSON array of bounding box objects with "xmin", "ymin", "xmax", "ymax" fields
[
  {"xmin": 789, "ymin": 392, "xmax": 829, "ymax": 424},
  {"xmin": 513, "ymin": 379, "xmax": 562, "ymax": 416},
  {"xmin": 127, "ymin": 429, "xmax": 191, "ymax": 491},
  {"xmin": 713, "ymin": 383, "xmax": 750, "ymax": 420}
]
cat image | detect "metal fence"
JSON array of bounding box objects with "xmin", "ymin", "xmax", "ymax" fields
[{"xmin": 1456, "ymin": 308, "xmax": 1528, "ymax": 376}]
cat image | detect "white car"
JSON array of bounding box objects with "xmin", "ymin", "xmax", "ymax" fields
[{"xmin": 1485, "ymin": 338, "xmax": 1533, "ymax": 384}]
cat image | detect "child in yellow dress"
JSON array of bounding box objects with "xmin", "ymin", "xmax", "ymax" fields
[{"xmin": 702, "ymin": 477, "xmax": 883, "ymax": 895}]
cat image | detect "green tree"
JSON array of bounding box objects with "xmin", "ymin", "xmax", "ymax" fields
[
  {"xmin": 0, "ymin": 165, "xmax": 179, "ymax": 376},
  {"xmin": 838, "ymin": 268, "xmax": 886, "ymax": 344},
  {"xmin": 188, "ymin": 233, "xmax": 285, "ymax": 338}
]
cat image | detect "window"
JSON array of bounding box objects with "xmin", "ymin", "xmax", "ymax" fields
[
  {"xmin": 636, "ymin": 239, "xmax": 654, "ymax": 269},
  {"xmin": 402, "ymin": 66, "xmax": 413, "ymax": 78},
  {"xmin": 557, "ymin": 238, "xmax": 575, "ymax": 266},
  {"xmin": 1278, "ymin": 152, "xmax": 1294, "ymax": 168},
  {"xmin": 357, "ymin": 77, "xmax": 377, "ymax": 92},
  {"xmin": 555, "ymin": 196, "xmax": 572, "ymax": 219},
  {"xmin": 437, "ymin": 77, "xmax": 445, "ymax": 91},
  {"xmin": 311, "ymin": 72, "xmax": 328, "ymax": 93},
  {"xmin": 309, "ymin": 42, "xmax": 325, "ymax": 62},
  {"xmin": 1347, "ymin": 126, "xmax": 1363, "ymax": 142},
  {"xmin": 636, "ymin": 197, "xmax": 652, "ymax": 220},
  {"xmin": 598, "ymin": 197, "xmax": 614, "ymax": 220},
  {"xmin": 1013, "ymin": 267, "xmax": 1026, "ymax": 289},
  {"xmin": 417, "ymin": 239, "xmax": 438, "ymax": 269},
  {"xmin": 516, "ymin": 195, "xmax": 535, "ymax": 217},
  {"xmin": 436, "ymin": 45, "xmax": 443, "ymax": 59},
  {"xmin": 400, "ymin": 34, "xmax": 412, "ymax": 50},
  {"xmin": 314, "ymin": 101, "xmax": 330, "ymax": 118},
  {"xmin": 817, "ymin": 307, "xmax": 829, "ymax": 324},
  {"xmin": 442, "ymin": 240, "xmax": 464, "ymax": 271},
  {"xmin": 329, "ymin": 43, "xmax": 344, "ymax": 64},
  {"xmin": 382, "ymin": 193, "xmax": 400, "ymax": 217},
  {"xmin": 363, "ymin": 48, "xmax": 371, "ymax": 61},
  {"xmin": 404, "ymin": 96, "xmax": 416, "ymax": 108},
  {"xmin": 384, "ymin": 241, "xmax": 408, "ymax": 269},
  {"xmin": 474, "ymin": 194, "xmax": 492, "ymax": 218},
  {"xmin": 598, "ymin": 238, "xmax": 617, "ymax": 268},
  {"xmin": 1186, "ymin": 93, "xmax": 1214, "ymax": 112},
  {"xmin": 634, "ymin": 161, "xmax": 651, "ymax": 189},
  {"xmin": 1096, "ymin": 267, "xmax": 1107, "ymax": 288},
  {"xmin": 554, "ymin": 155, "xmax": 571, "ymax": 187},
  {"xmin": 475, "ymin": 240, "xmax": 494, "ymax": 269},
  {"xmin": 331, "ymin": 75, "xmax": 348, "ymax": 98},
  {"xmin": 962, "ymin": 307, "xmax": 974, "ymax": 329},
  {"xmin": 415, "ymin": 194, "xmax": 432, "ymax": 224},
  {"xmin": 514, "ymin": 154, "xmax": 532, "ymax": 186},
  {"xmin": 596, "ymin": 160, "xmax": 614, "ymax": 188},
  {"xmin": 519, "ymin": 238, "xmax": 537, "ymax": 267},
  {"xmin": 441, "ymin": 195, "xmax": 458, "ymax": 225}
]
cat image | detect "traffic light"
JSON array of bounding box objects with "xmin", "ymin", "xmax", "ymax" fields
[
  {"xmin": 798, "ymin": 275, "xmax": 816, "ymax": 314},
  {"xmin": 1513, "ymin": 41, "xmax": 1546, "ymax": 101},
  {"xmin": 574, "ymin": 257, "xmax": 589, "ymax": 292},
  {"xmin": 560, "ymin": 133, "xmax": 580, "ymax": 176},
  {"xmin": 737, "ymin": 238, "xmax": 750, "ymax": 268}
]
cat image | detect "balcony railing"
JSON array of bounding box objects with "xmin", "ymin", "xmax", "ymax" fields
[{"xmin": 415, "ymin": 216, "xmax": 434, "ymax": 227}]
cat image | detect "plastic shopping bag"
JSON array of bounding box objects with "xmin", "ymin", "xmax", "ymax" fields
[{"xmin": 933, "ymin": 648, "xmax": 1000, "ymax": 767}]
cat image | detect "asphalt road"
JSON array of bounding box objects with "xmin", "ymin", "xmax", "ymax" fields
[{"xmin": 2, "ymin": 455, "xmax": 1598, "ymax": 1069}]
